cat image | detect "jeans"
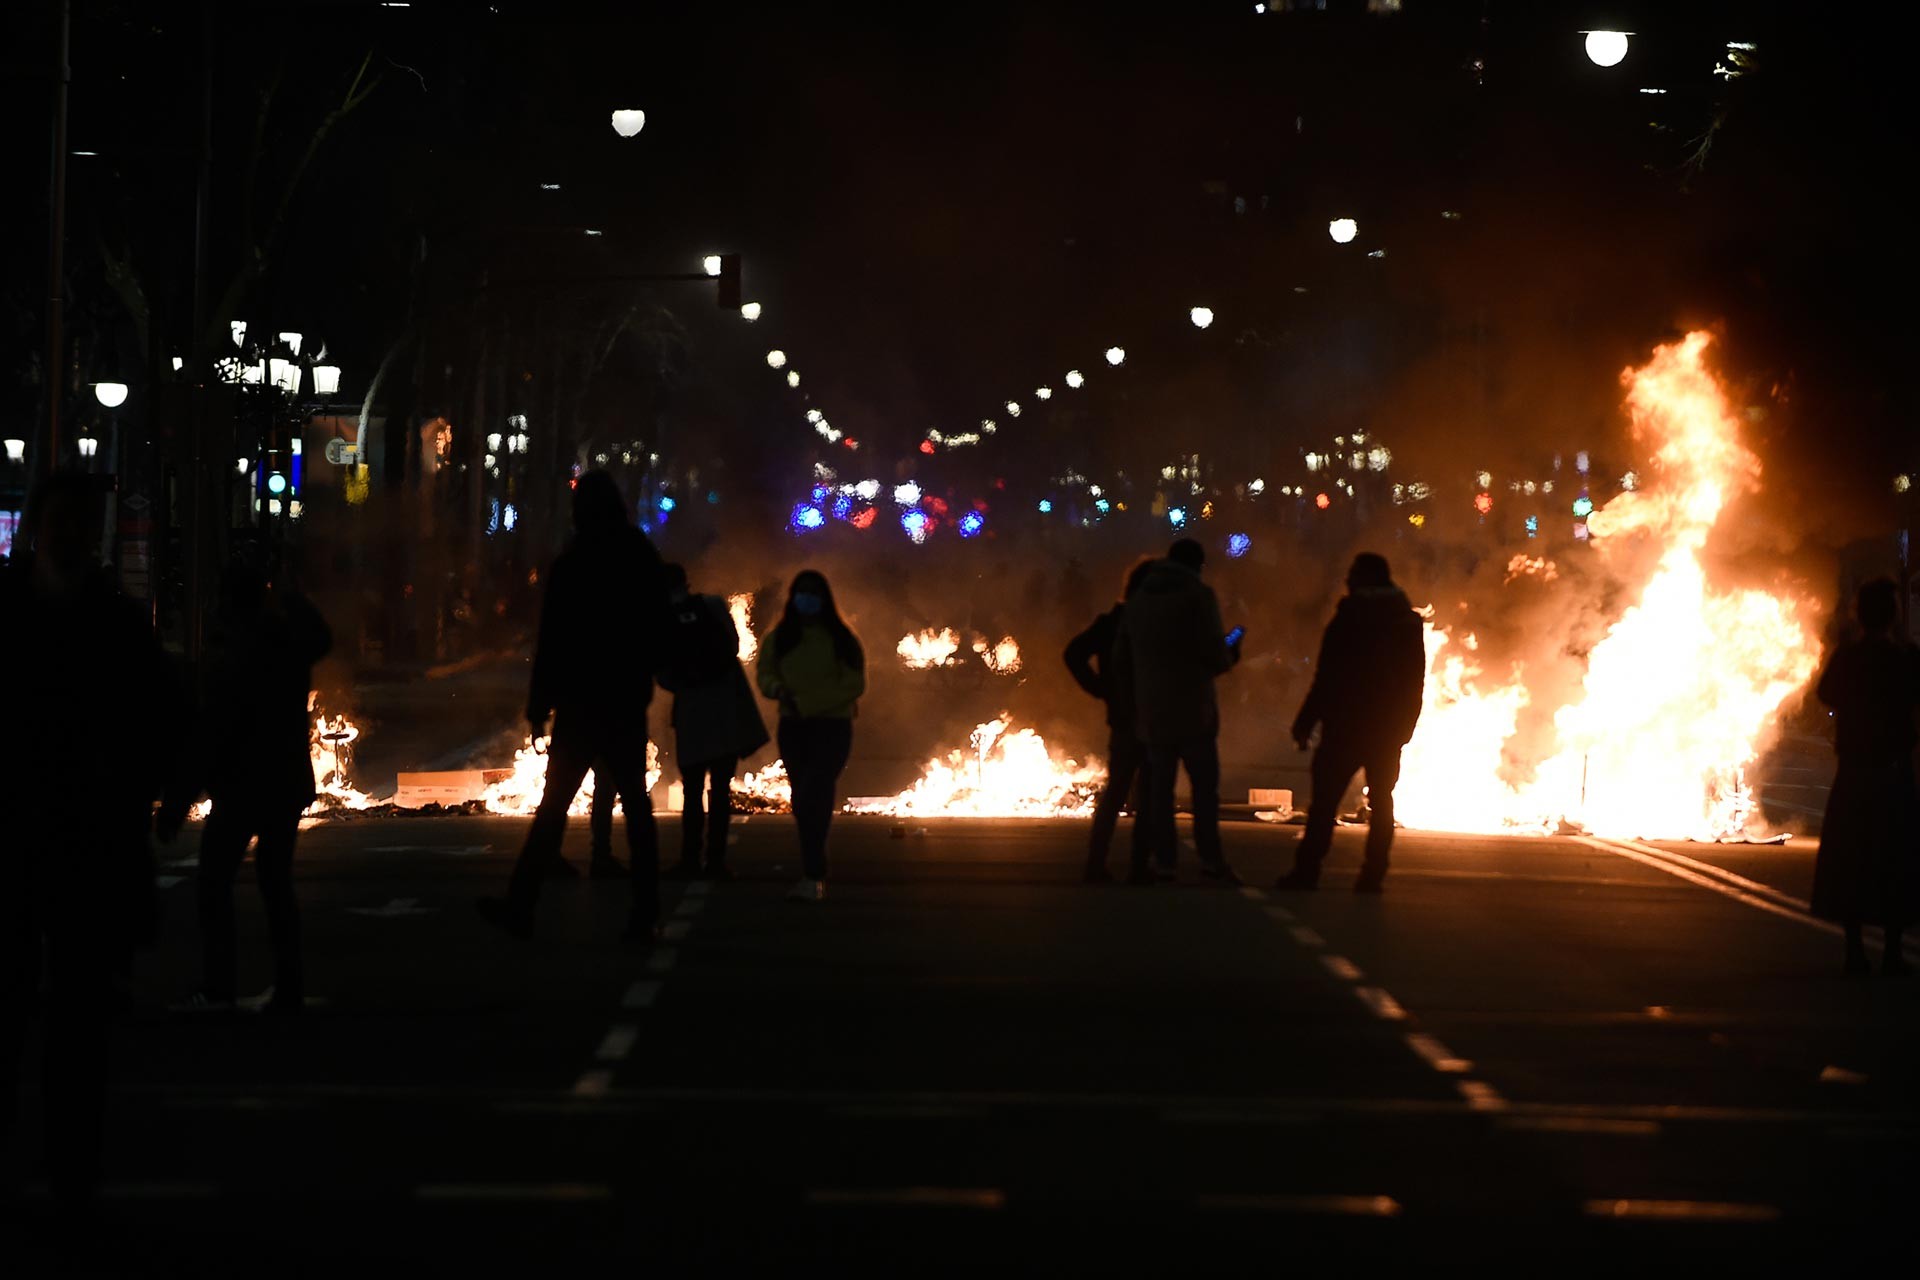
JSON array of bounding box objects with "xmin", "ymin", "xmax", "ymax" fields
[
  {"xmin": 1146, "ymin": 735, "xmax": 1224, "ymax": 871},
  {"xmin": 587, "ymin": 757, "xmax": 621, "ymax": 861},
  {"xmin": 508, "ymin": 725, "xmax": 659, "ymax": 923},
  {"xmin": 1089, "ymin": 728, "xmax": 1150, "ymax": 872},
  {"xmin": 680, "ymin": 756, "xmax": 739, "ymax": 868},
  {"xmin": 198, "ymin": 804, "xmax": 303, "ymax": 1005},
  {"xmin": 1293, "ymin": 738, "xmax": 1404, "ymax": 878},
  {"xmin": 778, "ymin": 718, "xmax": 853, "ymax": 881}
]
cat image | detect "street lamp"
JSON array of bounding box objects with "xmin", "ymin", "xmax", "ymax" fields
[
  {"xmin": 1065, "ymin": 369, "xmax": 1085, "ymax": 389},
  {"xmin": 230, "ymin": 320, "xmax": 247, "ymax": 347},
  {"xmin": 278, "ymin": 331, "xmax": 304, "ymax": 356},
  {"xmin": 1104, "ymin": 347, "xmax": 1126, "ymax": 367},
  {"xmin": 611, "ymin": 109, "xmax": 646, "ymax": 137},
  {"xmin": 3, "ymin": 439, "xmax": 24, "ymax": 463},
  {"xmin": 77, "ymin": 435, "xmax": 97, "ymax": 459},
  {"xmin": 766, "ymin": 350, "xmax": 788, "ymax": 369},
  {"xmin": 1189, "ymin": 306, "xmax": 1214, "ymax": 329},
  {"xmin": 93, "ymin": 381, "xmax": 128, "ymax": 408},
  {"xmin": 740, "ymin": 302, "xmax": 762, "ymax": 322},
  {"xmin": 703, "ymin": 255, "xmax": 723, "ymax": 277},
  {"xmin": 268, "ymin": 359, "xmax": 301, "ymax": 393},
  {"xmin": 1583, "ymin": 30, "xmax": 1630, "ymax": 67},
  {"xmin": 310, "ymin": 364, "xmax": 342, "ymax": 396},
  {"xmin": 1328, "ymin": 218, "xmax": 1358, "ymax": 244}
]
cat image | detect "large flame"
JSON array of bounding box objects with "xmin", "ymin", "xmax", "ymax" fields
[
  {"xmin": 1395, "ymin": 332, "xmax": 1820, "ymax": 840},
  {"xmin": 897, "ymin": 628, "xmax": 965, "ymax": 669},
  {"xmin": 481, "ymin": 735, "xmax": 662, "ymax": 817},
  {"xmin": 846, "ymin": 716, "xmax": 1103, "ymax": 817},
  {"xmin": 728, "ymin": 593, "xmax": 758, "ymax": 663},
  {"xmin": 308, "ymin": 712, "xmax": 377, "ymax": 813}
]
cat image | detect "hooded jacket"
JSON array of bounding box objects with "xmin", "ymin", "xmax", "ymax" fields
[
  {"xmin": 1115, "ymin": 559, "xmax": 1235, "ymax": 746},
  {"xmin": 1293, "ymin": 583, "xmax": 1426, "ymax": 749},
  {"xmin": 526, "ymin": 524, "xmax": 667, "ymax": 732}
]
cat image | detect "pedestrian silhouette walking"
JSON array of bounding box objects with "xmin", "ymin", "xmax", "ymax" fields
[
  {"xmin": 658, "ymin": 564, "xmax": 769, "ymax": 881},
  {"xmin": 1810, "ymin": 578, "xmax": 1919, "ymax": 975},
  {"xmin": 756, "ymin": 570, "xmax": 865, "ymax": 902},
  {"xmin": 163, "ymin": 556, "xmax": 332, "ymax": 1015},
  {"xmin": 1114, "ymin": 538, "xmax": 1242, "ymax": 883},
  {"xmin": 1277, "ymin": 552, "xmax": 1425, "ymax": 893},
  {"xmin": 1064, "ymin": 557, "xmax": 1157, "ymax": 883},
  {"xmin": 478, "ymin": 471, "xmax": 669, "ymax": 943},
  {"xmin": 3, "ymin": 473, "xmax": 179, "ymax": 1215}
]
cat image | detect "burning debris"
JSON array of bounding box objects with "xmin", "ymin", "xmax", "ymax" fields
[
  {"xmin": 309, "ymin": 712, "xmax": 377, "ymax": 813},
  {"xmin": 897, "ymin": 628, "xmax": 1023, "ymax": 674},
  {"xmin": 845, "ymin": 716, "xmax": 1103, "ymax": 817},
  {"xmin": 1394, "ymin": 333, "xmax": 1820, "ymax": 841},
  {"xmin": 480, "ymin": 735, "xmax": 663, "ymax": 817}
]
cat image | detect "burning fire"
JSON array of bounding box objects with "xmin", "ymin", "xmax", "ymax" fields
[
  {"xmin": 1395, "ymin": 332, "xmax": 1819, "ymax": 841},
  {"xmin": 732, "ymin": 758, "xmax": 792, "ymax": 811},
  {"xmin": 482, "ymin": 735, "xmax": 662, "ymax": 817},
  {"xmin": 308, "ymin": 712, "xmax": 377, "ymax": 813},
  {"xmin": 972, "ymin": 635, "xmax": 1022, "ymax": 674},
  {"xmin": 729, "ymin": 593, "xmax": 758, "ymax": 663},
  {"xmin": 897, "ymin": 628, "xmax": 1023, "ymax": 674},
  {"xmin": 846, "ymin": 716, "xmax": 1103, "ymax": 817}
]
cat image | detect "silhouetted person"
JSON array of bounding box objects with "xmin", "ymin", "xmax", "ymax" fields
[
  {"xmin": 1277, "ymin": 552, "xmax": 1425, "ymax": 893},
  {"xmin": 1810, "ymin": 578, "xmax": 1919, "ymax": 975},
  {"xmin": 163, "ymin": 560, "xmax": 332, "ymax": 1014},
  {"xmin": 659, "ymin": 564, "xmax": 769, "ymax": 880},
  {"xmin": 1115, "ymin": 538, "xmax": 1241, "ymax": 883},
  {"xmin": 2, "ymin": 474, "xmax": 176, "ymax": 1214},
  {"xmin": 479, "ymin": 471, "xmax": 667, "ymax": 942},
  {"xmin": 757, "ymin": 570, "xmax": 866, "ymax": 902},
  {"xmin": 583, "ymin": 761, "xmax": 632, "ymax": 880},
  {"xmin": 1064, "ymin": 557, "xmax": 1157, "ymax": 884}
]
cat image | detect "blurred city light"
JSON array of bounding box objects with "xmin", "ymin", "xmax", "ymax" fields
[
  {"xmin": 766, "ymin": 350, "xmax": 788, "ymax": 368},
  {"xmin": 1104, "ymin": 347, "xmax": 1126, "ymax": 367},
  {"xmin": 1189, "ymin": 306, "xmax": 1214, "ymax": 329},
  {"xmin": 1328, "ymin": 218, "xmax": 1358, "ymax": 244},
  {"xmin": 703, "ymin": 255, "xmax": 723, "ymax": 276},
  {"xmin": 740, "ymin": 302, "xmax": 762, "ymax": 321},
  {"xmin": 93, "ymin": 382, "xmax": 128, "ymax": 408},
  {"xmin": 790, "ymin": 503, "xmax": 826, "ymax": 532},
  {"xmin": 1065, "ymin": 370, "xmax": 1085, "ymax": 389},
  {"xmin": 957, "ymin": 511, "xmax": 986, "ymax": 538},
  {"xmin": 1226, "ymin": 532, "xmax": 1251, "ymax": 558},
  {"xmin": 893, "ymin": 481, "xmax": 922, "ymax": 506},
  {"xmin": 311, "ymin": 365, "xmax": 342, "ymax": 396},
  {"xmin": 1037, "ymin": 499, "xmax": 1053, "ymax": 514},
  {"xmin": 611, "ymin": 109, "xmax": 647, "ymax": 137},
  {"xmin": 1168, "ymin": 506, "xmax": 1187, "ymax": 528},
  {"xmin": 1583, "ymin": 30, "xmax": 1629, "ymax": 67}
]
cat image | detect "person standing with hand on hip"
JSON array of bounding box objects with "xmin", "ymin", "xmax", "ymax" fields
[{"xmin": 756, "ymin": 571, "xmax": 865, "ymax": 903}]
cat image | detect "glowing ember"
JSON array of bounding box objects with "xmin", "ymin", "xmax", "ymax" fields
[
  {"xmin": 1394, "ymin": 333, "xmax": 1819, "ymax": 841},
  {"xmin": 728, "ymin": 592, "xmax": 758, "ymax": 663},
  {"xmin": 482, "ymin": 735, "xmax": 662, "ymax": 817},
  {"xmin": 897, "ymin": 628, "xmax": 966, "ymax": 669},
  {"xmin": 846, "ymin": 717, "xmax": 1103, "ymax": 817}
]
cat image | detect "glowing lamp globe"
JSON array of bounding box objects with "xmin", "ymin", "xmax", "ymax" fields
[
  {"xmin": 739, "ymin": 302, "xmax": 762, "ymax": 322},
  {"xmin": 766, "ymin": 350, "xmax": 788, "ymax": 369},
  {"xmin": 1189, "ymin": 307, "xmax": 1214, "ymax": 329},
  {"xmin": 611, "ymin": 109, "xmax": 647, "ymax": 137},
  {"xmin": 703, "ymin": 255, "xmax": 723, "ymax": 277},
  {"xmin": 1065, "ymin": 370, "xmax": 1085, "ymax": 389},
  {"xmin": 1584, "ymin": 30, "xmax": 1629, "ymax": 67},
  {"xmin": 1104, "ymin": 347, "xmax": 1126, "ymax": 367},
  {"xmin": 311, "ymin": 365, "xmax": 342, "ymax": 396},
  {"xmin": 1328, "ymin": 218, "xmax": 1358, "ymax": 244},
  {"xmin": 93, "ymin": 382, "xmax": 129, "ymax": 408}
]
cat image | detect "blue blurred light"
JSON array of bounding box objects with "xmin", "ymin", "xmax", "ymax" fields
[
  {"xmin": 901, "ymin": 509, "xmax": 928, "ymax": 536},
  {"xmin": 1226, "ymin": 532, "xmax": 1251, "ymax": 558},
  {"xmin": 832, "ymin": 494, "xmax": 854, "ymax": 520},
  {"xmin": 503, "ymin": 503, "xmax": 518, "ymax": 532},
  {"xmin": 266, "ymin": 472, "xmax": 288, "ymax": 496},
  {"xmin": 658, "ymin": 495, "xmax": 677, "ymax": 512},
  {"xmin": 1525, "ymin": 515, "xmax": 1540, "ymax": 537},
  {"xmin": 957, "ymin": 511, "xmax": 985, "ymax": 538},
  {"xmin": 487, "ymin": 498, "xmax": 500, "ymax": 535},
  {"xmin": 1168, "ymin": 506, "xmax": 1187, "ymax": 528},
  {"xmin": 1037, "ymin": 499, "xmax": 1053, "ymax": 514},
  {"xmin": 812, "ymin": 485, "xmax": 829, "ymax": 502},
  {"xmin": 1094, "ymin": 498, "xmax": 1111, "ymax": 514},
  {"xmin": 790, "ymin": 503, "xmax": 825, "ymax": 531},
  {"xmin": 706, "ymin": 490, "xmax": 721, "ymax": 505},
  {"xmin": 1571, "ymin": 495, "xmax": 1594, "ymax": 518}
]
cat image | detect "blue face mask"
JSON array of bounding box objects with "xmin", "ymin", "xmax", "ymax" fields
[{"xmin": 792, "ymin": 591, "xmax": 825, "ymax": 617}]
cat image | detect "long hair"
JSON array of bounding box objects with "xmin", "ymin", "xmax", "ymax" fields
[{"xmin": 771, "ymin": 569, "xmax": 863, "ymax": 668}]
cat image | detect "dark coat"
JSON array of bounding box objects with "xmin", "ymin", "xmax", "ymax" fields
[
  {"xmin": 659, "ymin": 593, "xmax": 769, "ymax": 766},
  {"xmin": 199, "ymin": 593, "xmax": 333, "ymax": 815},
  {"xmin": 1116, "ymin": 561, "xmax": 1235, "ymax": 746},
  {"xmin": 526, "ymin": 525, "xmax": 667, "ymax": 735},
  {"xmin": 1293, "ymin": 584, "xmax": 1426, "ymax": 750},
  {"xmin": 1810, "ymin": 635, "xmax": 1920, "ymax": 927},
  {"xmin": 1063, "ymin": 604, "xmax": 1133, "ymax": 732}
]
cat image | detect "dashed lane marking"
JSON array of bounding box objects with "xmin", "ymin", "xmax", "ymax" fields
[
  {"xmin": 1237, "ymin": 886, "xmax": 1268, "ymax": 902},
  {"xmin": 1583, "ymin": 1199, "xmax": 1780, "ymax": 1223},
  {"xmin": 156, "ymin": 876, "xmax": 187, "ymax": 890},
  {"xmin": 1456, "ymin": 1080, "xmax": 1509, "ymax": 1112},
  {"xmin": 1403, "ymin": 1033, "xmax": 1472, "ymax": 1073},
  {"xmin": 1352, "ymin": 987, "xmax": 1406, "ymax": 1021},
  {"xmin": 595, "ymin": 1024, "xmax": 639, "ymax": 1062},
  {"xmin": 1195, "ymin": 1193, "xmax": 1401, "ymax": 1217},
  {"xmin": 622, "ymin": 980, "xmax": 663, "ymax": 1010},
  {"xmin": 645, "ymin": 947, "xmax": 679, "ymax": 975},
  {"xmin": 662, "ymin": 920, "xmax": 692, "ymax": 941},
  {"xmin": 807, "ymin": 1187, "xmax": 1005, "ymax": 1210},
  {"xmin": 416, "ymin": 1183, "xmax": 612, "ymax": 1202},
  {"xmin": 1319, "ymin": 955, "xmax": 1364, "ymax": 981},
  {"xmin": 1288, "ymin": 925, "xmax": 1326, "ymax": 948},
  {"xmin": 1263, "ymin": 905, "xmax": 1296, "ymax": 924}
]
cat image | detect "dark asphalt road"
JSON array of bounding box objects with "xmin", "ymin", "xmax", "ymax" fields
[{"xmin": 9, "ymin": 813, "xmax": 1917, "ymax": 1272}]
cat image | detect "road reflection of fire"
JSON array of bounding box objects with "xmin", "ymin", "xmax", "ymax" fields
[{"xmin": 1395, "ymin": 332, "xmax": 1820, "ymax": 841}]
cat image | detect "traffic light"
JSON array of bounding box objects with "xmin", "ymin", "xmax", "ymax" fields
[{"xmin": 716, "ymin": 253, "xmax": 741, "ymax": 311}]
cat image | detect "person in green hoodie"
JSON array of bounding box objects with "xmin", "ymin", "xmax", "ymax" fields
[{"xmin": 756, "ymin": 570, "xmax": 866, "ymax": 902}]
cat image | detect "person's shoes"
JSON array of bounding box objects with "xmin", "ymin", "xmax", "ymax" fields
[
  {"xmin": 1273, "ymin": 868, "xmax": 1320, "ymax": 892},
  {"xmin": 168, "ymin": 991, "xmax": 237, "ymax": 1015},
  {"xmin": 1083, "ymin": 864, "xmax": 1114, "ymax": 885},
  {"xmin": 1199, "ymin": 860, "xmax": 1241, "ymax": 886},
  {"xmin": 622, "ymin": 917, "xmax": 662, "ymax": 946},
  {"xmin": 786, "ymin": 877, "xmax": 825, "ymax": 903},
  {"xmin": 1126, "ymin": 866, "xmax": 1158, "ymax": 887},
  {"xmin": 662, "ymin": 860, "xmax": 702, "ymax": 881},
  {"xmin": 1844, "ymin": 948, "xmax": 1872, "ymax": 977},
  {"xmin": 702, "ymin": 863, "xmax": 734, "ymax": 882},
  {"xmin": 477, "ymin": 896, "xmax": 535, "ymax": 940},
  {"xmin": 1353, "ymin": 870, "xmax": 1387, "ymax": 894},
  {"xmin": 546, "ymin": 857, "xmax": 580, "ymax": 880},
  {"xmin": 589, "ymin": 855, "xmax": 628, "ymax": 880},
  {"xmin": 1884, "ymin": 950, "xmax": 1913, "ymax": 978}
]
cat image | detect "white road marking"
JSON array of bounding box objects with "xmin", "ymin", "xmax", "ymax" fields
[
  {"xmin": 347, "ymin": 897, "xmax": 438, "ymax": 917},
  {"xmin": 1584, "ymin": 1199, "xmax": 1779, "ymax": 1223},
  {"xmin": 416, "ymin": 1183, "xmax": 611, "ymax": 1201},
  {"xmin": 1263, "ymin": 905, "xmax": 1296, "ymax": 924},
  {"xmin": 645, "ymin": 947, "xmax": 679, "ymax": 974},
  {"xmin": 622, "ymin": 980, "xmax": 663, "ymax": 1010},
  {"xmin": 1575, "ymin": 836, "xmax": 1844, "ymax": 939},
  {"xmin": 1195, "ymin": 1193, "xmax": 1400, "ymax": 1217},
  {"xmin": 1818, "ymin": 1065, "xmax": 1868, "ymax": 1086},
  {"xmin": 807, "ymin": 1187, "xmax": 1005, "ymax": 1210},
  {"xmin": 662, "ymin": 920, "xmax": 692, "ymax": 942},
  {"xmin": 1237, "ymin": 886, "xmax": 1268, "ymax": 902},
  {"xmin": 1288, "ymin": 925, "xmax": 1325, "ymax": 948},
  {"xmin": 571, "ymin": 1070, "xmax": 613, "ymax": 1098},
  {"xmin": 1456, "ymin": 1080, "xmax": 1509, "ymax": 1112},
  {"xmin": 156, "ymin": 876, "xmax": 187, "ymax": 890},
  {"xmin": 1352, "ymin": 987, "xmax": 1406, "ymax": 1021},
  {"xmin": 1498, "ymin": 1116, "xmax": 1658, "ymax": 1137},
  {"xmin": 595, "ymin": 1024, "xmax": 639, "ymax": 1061},
  {"xmin": 1319, "ymin": 955, "xmax": 1364, "ymax": 982},
  {"xmin": 1403, "ymin": 1033, "xmax": 1471, "ymax": 1073}
]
